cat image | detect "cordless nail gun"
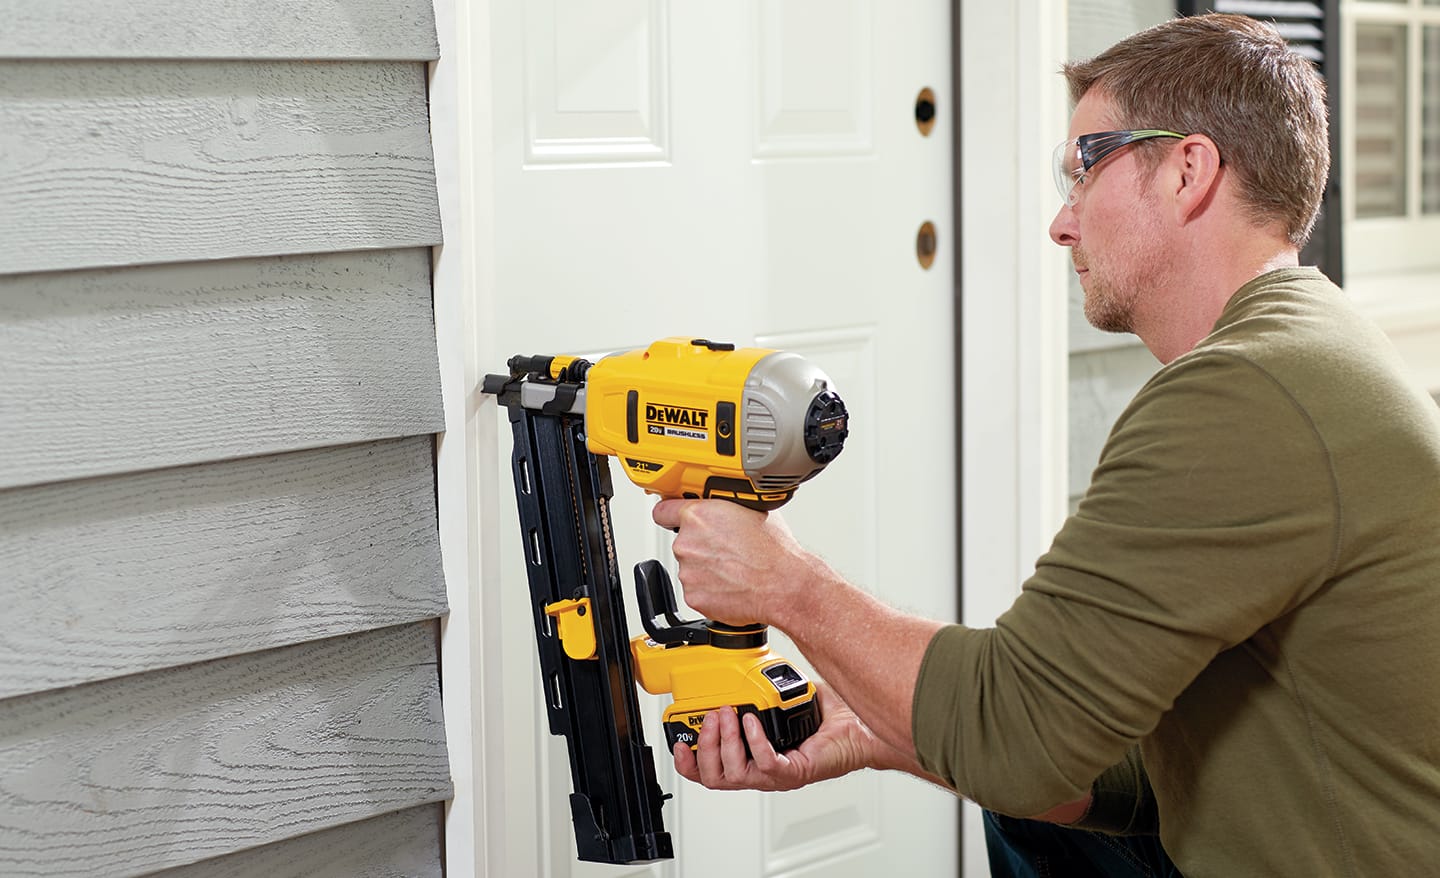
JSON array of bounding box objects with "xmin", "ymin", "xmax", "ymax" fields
[{"xmin": 482, "ymin": 336, "xmax": 849, "ymax": 865}]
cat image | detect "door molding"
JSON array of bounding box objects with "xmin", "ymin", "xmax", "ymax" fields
[
  {"xmin": 429, "ymin": 0, "xmax": 504, "ymax": 873},
  {"xmin": 957, "ymin": 1, "xmax": 1069, "ymax": 873},
  {"xmin": 956, "ymin": 1, "xmax": 1069, "ymax": 627}
]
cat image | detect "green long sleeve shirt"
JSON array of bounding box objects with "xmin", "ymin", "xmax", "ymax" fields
[{"xmin": 913, "ymin": 268, "xmax": 1440, "ymax": 876}]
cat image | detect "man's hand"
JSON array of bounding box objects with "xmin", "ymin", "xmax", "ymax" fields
[
  {"xmin": 651, "ymin": 498, "xmax": 824, "ymax": 629},
  {"xmin": 672, "ymin": 683, "xmax": 910, "ymax": 792},
  {"xmin": 653, "ymin": 496, "xmax": 946, "ymax": 764}
]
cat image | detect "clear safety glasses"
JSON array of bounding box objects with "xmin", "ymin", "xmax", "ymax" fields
[{"xmin": 1053, "ymin": 129, "xmax": 1186, "ymax": 206}]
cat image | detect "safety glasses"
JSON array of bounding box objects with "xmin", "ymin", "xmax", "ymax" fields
[{"xmin": 1053, "ymin": 129, "xmax": 1186, "ymax": 206}]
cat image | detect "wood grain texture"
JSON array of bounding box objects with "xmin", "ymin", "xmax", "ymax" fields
[
  {"xmin": 0, "ymin": 436, "xmax": 447, "ymax": 699},
  {"xmin": 0, "ymin": 0, "xmax": 438, "ymax": 61},
  {"xmin": 0, "ymin": 60, "xmax": 441, "ymax": 274},
  {"xmin": 147, "ymin": 804, "xmax": 442, "ymax": 878},
  {"xmin": 0, "ymin": 622, "xmax": 452, "ymax": 878},
  {"xmin": 0, "ymin": 249, "xmax": 443, "ymax": 489}
]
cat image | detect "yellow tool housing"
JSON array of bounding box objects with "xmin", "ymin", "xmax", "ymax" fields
[{"xmin": 584, "ymin": 337, "xmax": 848, "ymax": 510}]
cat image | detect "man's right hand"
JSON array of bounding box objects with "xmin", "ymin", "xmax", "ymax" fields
[{"xmin": 651, "ymin": 497, "xmax": 815, "ymax": 630}]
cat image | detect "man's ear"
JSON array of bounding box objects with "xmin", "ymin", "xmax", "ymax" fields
[{"xmin": 1171, "ymin": 134, "xmax": 1223, "ymax": 223}]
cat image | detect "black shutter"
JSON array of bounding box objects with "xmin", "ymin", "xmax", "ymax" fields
[{"xmin": 1177, "ymin": 0, "xmax": 1342, "ymax": 284}]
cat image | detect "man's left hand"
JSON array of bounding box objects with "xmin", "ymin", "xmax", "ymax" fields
[{"xmin": 672, "ymin": 682, "xmax": 905, "ymax": 792}]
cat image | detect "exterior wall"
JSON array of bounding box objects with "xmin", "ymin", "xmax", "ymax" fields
[{"xmin": 0, "ymin": 2, "xmax": 452, "ymax": 875}]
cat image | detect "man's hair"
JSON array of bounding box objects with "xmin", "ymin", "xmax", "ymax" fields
[{"xmin": 1062, "ymin": 13, "xmax": 1330, "ymax": 246}]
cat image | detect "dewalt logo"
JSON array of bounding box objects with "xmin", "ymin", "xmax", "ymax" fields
[
  {"xmin": 645, "ymin": 402, "xmax": 710, "ymax": 442},
  {"xmin": 645, "ymin": 403, "xmax": 708, "ymax": 429}
]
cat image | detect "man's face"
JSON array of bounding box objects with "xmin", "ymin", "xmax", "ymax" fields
[{"xmin": 1049, "ymin": 92, "xmax": 1168, "ymax": 335}]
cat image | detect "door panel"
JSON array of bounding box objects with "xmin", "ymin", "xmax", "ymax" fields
[
  {"xmin": 523, "ymin": 0, "xmax": 670, "ymax": 164},
  {"xmin": 485, "ymin": 1, "xmax": 955, "ymax": 874},
  {"xmin": 755, "ymin": 0, "xmax": 872, "ymax": 159}
]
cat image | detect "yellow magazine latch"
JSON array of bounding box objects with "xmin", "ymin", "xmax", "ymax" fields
[{"xmin": 545, "ymin": 598, "xmax": 597, "ymax": 661}]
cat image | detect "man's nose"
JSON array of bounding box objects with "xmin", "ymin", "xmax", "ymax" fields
[{"xmin": 1049, "ymin": 203, "xmax": 1078, "ymax": 247}]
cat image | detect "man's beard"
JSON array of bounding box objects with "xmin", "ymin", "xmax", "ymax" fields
[
  {"xmin": 1077, "ymin": 238, "xmax": 1156, "ymax": 335},
  {"xmin": 1078, "ymin": 182, "xmax": 1165, "ymax": 335},
  {"xmin": 1081, "ymin": 266, "xmax": 1139, "ymax": 334}
]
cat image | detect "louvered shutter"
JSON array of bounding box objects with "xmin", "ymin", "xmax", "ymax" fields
[{"xmin": 1354, "ymin": 21, "xmax": 1407, "ymax": 219}]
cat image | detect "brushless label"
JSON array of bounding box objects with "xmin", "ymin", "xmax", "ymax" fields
[{"xmin": 645, "ymin": 402, "xmax": 709, "ymax": 441}]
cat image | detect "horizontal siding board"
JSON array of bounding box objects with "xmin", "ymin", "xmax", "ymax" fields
[
  {"xmin": 0, "ymin": 0, "xmax": 438, "ymax": 61},
  {"xmin": 146, "ymin": 804, "xmax": 442, "ymax": 878},
  {"xmin": 0, "ymin": 60, "xmax": 441, "ymax": 274},
  {"xmin": 0, "ymin": 436, "xmax": 447, "ymax": 698},
  {"xmin": 0, "ymin": 249, "xmax": 443, "ymax": 489},
  {"xmin": 0, "ymin": 622, "xmax": 452, "ymax": 878}
]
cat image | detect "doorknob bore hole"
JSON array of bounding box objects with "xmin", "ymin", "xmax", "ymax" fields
[
  {"xmin": 914, "ymin": 87, "xmax": 937, "ymax": 136},
  {"xmin": 916, "ymin": 221, "xmax": 938, "ymax": 270}
]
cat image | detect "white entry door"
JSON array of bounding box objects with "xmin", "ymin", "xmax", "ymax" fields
[{"xmin": 480, "ymin": 1, "xmax": 957, "ymax": 875}]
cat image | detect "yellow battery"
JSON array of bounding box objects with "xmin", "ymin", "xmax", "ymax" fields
[{"xmin": 630, "ymin": 631, "xmax": 819, "ymax": 752}]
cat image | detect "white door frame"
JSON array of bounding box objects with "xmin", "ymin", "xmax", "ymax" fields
[
  {"xmin": 429, "ymin": 1, "xmax": 1070, "ymax": 874},
  {"xmin": 956, "ymin": 2, "xmax": 1069, "ymax": 873},
  {"xmin": 956, "ymin": 13, "xmax": 1069, "ymax": 613},
  {"xmin": 428, "ymin": 0, "xmax": 505, "ymax": 874}
]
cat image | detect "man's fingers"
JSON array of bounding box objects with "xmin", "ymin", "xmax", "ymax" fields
[
  {"xmin": 716, "ymin": 707, "xmax": 751, "ymax": 779},
  {"xmin": 689, "ymin": 708, "xmax": 770, "ymax": 790},
  {"xmin": 742, "ymin": 712, "xmax": 782, "ymax": 773},
  {"xmin": 652, "ymin": 498, "xmax": 688, "ymax": 530},
  {"xmin": 673, "ymin": 741, "xmax": 699, "ymax": 782},
  {"xmin": 674, "ymin": 707, "xmax": 814, "ymax": 793},
  {"xmin": 694, "ymin": 710, "xmax": 725, "ymax": 786}
]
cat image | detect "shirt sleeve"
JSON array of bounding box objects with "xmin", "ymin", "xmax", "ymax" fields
[{"xmin": 911, "ymin": 351, "xmax": 1339, "ymax": 816}]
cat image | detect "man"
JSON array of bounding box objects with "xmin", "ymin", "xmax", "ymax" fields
[{"xmin": 652, "ymin": 13, "xmax": 1440, "ymax": 877}]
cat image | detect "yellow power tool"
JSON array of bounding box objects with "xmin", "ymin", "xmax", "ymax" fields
[
  {"xmin": 579, "ymin": 336, "xmax": 850, "ymax": 509},
  {"xmin": 483, "ymin": 337, "xmax": 849, "ymax": 864}
]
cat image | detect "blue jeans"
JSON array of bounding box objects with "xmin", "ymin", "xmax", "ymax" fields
[{"xmin": 984, "ymin": 810, "xmax": 1183, "ymax": 878}]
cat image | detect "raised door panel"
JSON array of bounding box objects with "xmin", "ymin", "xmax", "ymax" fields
[
  {"xmin": 755, "ymin": 0, "xmax": 873, "ymax": 159},
  {"xmin": 523, "ymin": 0, "xmax": 670, "ymax": 164}
]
